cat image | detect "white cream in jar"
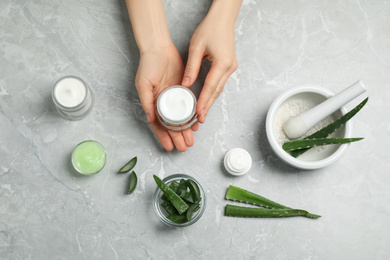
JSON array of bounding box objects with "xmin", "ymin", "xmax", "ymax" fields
[
  {"xmin": 52, "ymin": 76, "xmax": 94, "ymax": 120},
  {"xmin": 156, "ymin": 85, "xmax": 197, "ymax": 131}
]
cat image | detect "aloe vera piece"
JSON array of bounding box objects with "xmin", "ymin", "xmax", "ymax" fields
[
  {"xmin": 161, "ymin": 201, "xmax": 178, "ymax": 215},
  {"xmin": 186, "ymin": 203, "xmax": 200, "ymax": 221},
  {"xmin": 290, "ymin": 97, "xmax": 368, "ymax": 158},
  {"xmin": 161, "ymin": 181, "xmax": 180, "ymax": 202},
  {"xmin": 187, "ymin": 179, "xmax": 201, "ymax": 203},
  {"xmin": 225, "ymin": 185, "xmax": 320, "ymax": 219},
  {"xmin": 167, "ymin": 214, "xmax": 188, "ymax": 224},
  {"xmin": 177, "ymin": 179, "xmax": 187, "ymax": 197},
  {"xmin": 180, "ymin": 192, "xmax": 194, "ymax": 204},
  {"xmin": 283, "ymin": 137, "xmax": 363, "ymax": 152},
  {"xmin": 127, "ymin": 171, "xmax": 137, "ymax": 194},
  {"xmin": 118, "ymin": 156, "xmax": 137, "ymax": 173},
  {"xmin": 225, "ymin": 205, "xmax": 320, "ymax": 219},
  {"xmin": 153, "ymin": 175, "xmax": 189, "ymax": 214},
  {"xmin": 226, "ymin": 185, "xmax": 288, "ymax": 209}
]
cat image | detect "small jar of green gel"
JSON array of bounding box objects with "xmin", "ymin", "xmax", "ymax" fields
[{"xmin": 71, "ymin": 140, "xmax": 106, "ymax": 175}]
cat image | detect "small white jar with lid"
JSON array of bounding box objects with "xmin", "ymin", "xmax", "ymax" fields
[
  {"xmin": 224, "ymin": 148, "xmax": 252, "ymax": 176},
  {"xmin": 52, "ymin": 75, "xmax": 94, "ymax": 120},
  {"xmin": 155, "ymin": 85, "xmax": 197, "ymax": 131}
]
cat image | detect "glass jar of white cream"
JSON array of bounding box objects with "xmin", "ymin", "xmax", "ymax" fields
[
  {"xmin": 52, "ymin": 75, "xmax": 95, "ymax": 120},
  {"xmin": 155, "ymin": 85, "xmax": 197, "ymax": 131}
]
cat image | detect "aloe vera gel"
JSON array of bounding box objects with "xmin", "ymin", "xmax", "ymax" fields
[{"xmin": 71, "ymin": 140, "xmax": 106, "ymax": 175}]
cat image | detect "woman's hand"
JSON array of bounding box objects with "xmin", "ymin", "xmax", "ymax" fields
[
  {"xmin": 125, "ymin": 0, "xmax": 199, "ymax": 152},
  {"xmin": 181, "ymin": 0, "xmax": 242, "ymax": 123},
  {"xmin": 136, "ymin": 43, "xmax": 199, "ymax": 152}
]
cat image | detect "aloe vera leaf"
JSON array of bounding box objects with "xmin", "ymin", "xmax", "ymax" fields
[
  {"xmin": 226, "ymin": 185, "xmax": 288, "ymax": 209},
  {"xmin": 177, "ymin": 179, "xmax": 188, "ymax": 196},
  {"xmin": 153, "ymin": 175, "xmax": 189, "ymax": 214},
  {"xmin": 187, "ymin": 179, "xmax": 201, "ymax": 203},
  {"xmin": 186, "ymin": 203, "xmax": 200, "ymax": 221},
  {"xmin": 161, "ymin": 181, "xmax": 180, "ymax": 202},
  {"xmin": 127, "ymin": 171, "xmax": 137, "ymax": 194},
  {"xmin": 167, "ymin": 214, "xmax": 188, "ymax": 224},
  {"xmin": 118, "ymin": 156, "xmax": 137, "ymax": 173},
  {"xmin": 225, "ymin": 205, "xmax": 321, "ymax": 219},
  {"xmin": 283, "ymin": 137, "xmax": 363, "ymax": 152},
  {"xmin": 180, "ymin": 192, "xmax": 194, "ymax": 204},
  {"xmin": 161, "ymin": 201, "xmax": 179, "ymax": 215},
  {"xmin": 290, "ymin": 97, "xmax": 368, "ymax": 157},
  {"xmin": 225, "ymin": 185, "xmax": 320, "ymax": 219}
]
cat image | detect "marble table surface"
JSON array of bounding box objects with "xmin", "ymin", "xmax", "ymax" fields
[{"xmin": 1, "ymin": 0, "xmax": 389, "ymax": 259}]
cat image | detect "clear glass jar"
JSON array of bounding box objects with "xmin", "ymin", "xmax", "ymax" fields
[
  {"xmin": 71, "ymin": 140, "xmax": 106, "ymax": 175},
  {"xmin": 52, "ymin": 75, "xmax": 95, "ymax": 120},
  {"xmin": 155, "ymin": 85, "xmax": 197, "ymax": 131},
  {"xmin": 153, "ymin": 174, "xmax": 206, "ymax": 227}
]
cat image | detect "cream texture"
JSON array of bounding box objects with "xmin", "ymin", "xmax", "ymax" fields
[
  {"xmin": 158, "ymin": 87, "xmax": 194, "ymax": 123},
  {"xmin": 54, "ymin": 77, "xmax": 86, "ymax": 107}
]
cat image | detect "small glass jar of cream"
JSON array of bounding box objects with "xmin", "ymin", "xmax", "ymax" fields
[
  {"xmin": 52, "ymin": 75, "xmax": 95, "ymax": 120},
  {"xmin": 155, "ymin": 85, "xmax": 197, "ymax": 131}
]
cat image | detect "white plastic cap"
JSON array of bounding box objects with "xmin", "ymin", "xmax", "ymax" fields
[{"xmin": 223, "ymin": 148, "xmax": 252, "ymax": 176}]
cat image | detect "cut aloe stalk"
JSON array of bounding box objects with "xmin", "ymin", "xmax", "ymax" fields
[
  {"xmin": 187, "ymin": 179, "xmax": 201, "ymax": 203},
  {"xmin": 153, "ymin": 175, "xmax": 189, "ymax": 215},
  {"xmin": 161, "ymin": 201, "xmax": 178, "ymax": 215},
  {"xmin": 225, "ymin": 185, "xmax": 320, "ymax": 219},
  {"xmin": 118, "ymin": 156, "xmax": 137, "ymax": 173},
  {"xmin": 161, "ymin": 181, "xmax": 180, "ymax": 202},
  {"xmin": 186, "ymin": 203, "xmax": 200, "ymax": 221},
  {"xmin": 226, "ymin": 185, "xmax": 288, "ymax": 209},
  {"xmin": 283, "ymin": 137, "xmax": 363, "ymax": 152},
  {"xmin": 290, "ymin": 97, "xmax": 368, "ymax": 158},
  {"xmin": 127, "ymin": 171, "xmax": 137, "ymax": 194},
  {"xmin": 167, "ymin": 214, "xmax": 188, "ymax": 224},
  {"xmin": 225, "ymin": 205, "xmax": 320, "ymax": 218}
]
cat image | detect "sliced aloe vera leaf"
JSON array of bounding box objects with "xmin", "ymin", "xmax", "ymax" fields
[
  {"xmin": 180, "ymin": 192, "xmax": 194, "ymax": 204},
  {"xmin": 161, "ymin": 181, "xmax": 180, "ymax": 202},
  {"xmin": 177, "ymin": 179, "xmax": 188, "ymax": 197},
  {"xmin": 283, "ymin": 137, "xmax": 363, "ymax": 152},
  {"xmin": 186, "ymin": 203, "xmax": 200, "ymax": 221},
  {"xmin": 127, "ymin": 171, "xmax": 137, "ymax": 194},
  {"xmin": 161, "ymin": 201, "xmax": 178, "ymax": 215},
  {"xmin": 118, "ymin": 156, "xmax": 137, "ymax": 173},
  {"xmin": 225, "ymin": 205, "xmax": 321, "ymax": 218},
  {"xmin": 167, "ymin": 214, "xmax": 188, "ymax": 224},
  {"xmin": 153, "ymin": 175, "xmax": 189, "ymax": 215},
  {"xmin": 187, "ymin": 179, "xmax": 201, "ymax": 203},
  {"xmin": 290, "ymin": 97, "xmax": 368, "ymax": 158},
  {"xmin": 226, "ymin": 185, "xmax": 288, "ymax": 209}
]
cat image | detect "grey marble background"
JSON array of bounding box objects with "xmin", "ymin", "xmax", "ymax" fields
[{"xmin": 1, "ymin": 0, "xmax": 389, "ymax": 259}]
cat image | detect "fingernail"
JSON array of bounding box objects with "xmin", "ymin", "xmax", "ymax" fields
[{"xmin": 183, "ymin": 76, "xmax": 191, "ymax": 86}]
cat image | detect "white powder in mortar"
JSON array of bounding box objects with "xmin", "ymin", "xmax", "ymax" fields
[{"xmin": 274, "ymin": 98, "xmax": 335, "ymax": 152}]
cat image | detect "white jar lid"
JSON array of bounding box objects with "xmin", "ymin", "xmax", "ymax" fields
[{"xmin": 224, "ymin": 148, "xmax": 252, "ymax": 176}]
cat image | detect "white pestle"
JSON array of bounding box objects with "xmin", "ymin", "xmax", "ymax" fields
[{"xmin": 283, "ymin": 80, "xmax": 367, "ymax": 139}]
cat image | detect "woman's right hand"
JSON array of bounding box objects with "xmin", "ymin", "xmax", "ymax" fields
[{"xmin": 135, "ymin": 43, "xmax": 199, "ymax": 152}]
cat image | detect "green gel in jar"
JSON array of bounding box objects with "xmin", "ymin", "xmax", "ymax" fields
[{"xmin": 71, "ymin": 140, "xmax": 106, "ymax": 175}]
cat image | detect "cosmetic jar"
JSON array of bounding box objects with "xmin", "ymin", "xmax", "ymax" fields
[
  {"xmin": 71, "ymin": 140, "xmax": 106, "ymax": 175},
  {"xmin": 52, "ymin": 75, "xmax": 95, "ymax": 120},
  {"xmin": 153, "ymin": 174, "xmax": 206, "ymax": 227},
  {"xmin": 155, "ymin": 85, "xmax": 197, "ymax": 131}
]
